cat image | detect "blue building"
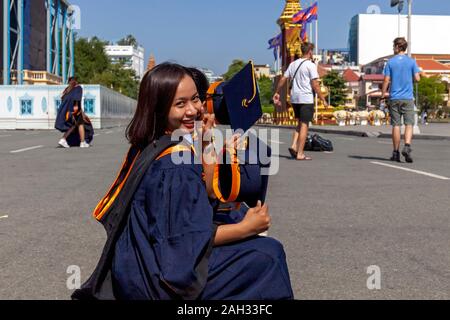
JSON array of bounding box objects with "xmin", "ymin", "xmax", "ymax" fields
[{"xmin": 1, "ymin": 0, "xmax": 75, "ymax": 85}]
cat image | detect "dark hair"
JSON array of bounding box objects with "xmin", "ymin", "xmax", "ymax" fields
[
  {"xmin": 301, "ymin": 42, "xmax": 315, "ymax": 56},
  {"xmin": 126, "ymin": 62, "xmax": 192, "ymax": 149},
  {"xmin": 394, "ymin": 37, "xmax": 408, "ymax": 52},
  {"xmin": 188, "ymin": 68, "xmax": 210, "ymax": 102},
  {"xmin": 62, "ymin": 76, "xmax": 79, "ymax": 100}
]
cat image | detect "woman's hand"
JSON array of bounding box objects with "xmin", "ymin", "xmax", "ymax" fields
[
  {"xmin": 239, "ymin": 201, "xmax": 271, "ymax": 237},
  {"xmin": 201, "ymin": 113, "xmax": 215, "ymax": 149},
  {"xmin": 214, "ymin": 201, "xmax": 271, "ymax": 246}
]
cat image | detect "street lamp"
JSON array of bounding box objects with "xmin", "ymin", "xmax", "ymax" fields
[
  {"xmin": 391, "ymin": 0, "xmax": 404, "ymax": 37},
  {"xmin": 391, "ymin": 0, "xmax": 419, "ymax": 132},
  {"xmin": 391, "ymin": 0, "xmax": 412, "ymax": 57}
]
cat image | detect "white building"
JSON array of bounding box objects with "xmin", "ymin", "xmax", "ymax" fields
[
  {"xmin": 0, "ymin": 85, "xmax": 136, "ymax": 130},
  {"xmin": 349, "ymin": 14, "xmax": 450, "ymax": 66},
  {"xmin": 105, "ymin": 45, "xmax": 145, "ymax": 79},
  {"xmin": 254, "ymin": 64, "xmax": 271, "ymax": 79},
  {"xmin": 199, "ymin": 68, "xmax": 222, "ymax": 83}
]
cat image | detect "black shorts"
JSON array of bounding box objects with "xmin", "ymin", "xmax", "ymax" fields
[{"xmin": 292, "ymin": 103, "xmax": 315, "ymax": 123}]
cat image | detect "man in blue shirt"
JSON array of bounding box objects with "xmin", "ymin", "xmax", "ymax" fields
[{"xmin": 382, "ymin": 37, "xmax": 421, "ymax": 163}]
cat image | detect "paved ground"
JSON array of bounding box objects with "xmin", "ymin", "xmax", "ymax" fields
[
  {"xmin": 310, "ymin": 123, "xmax": 450, "ymax": 140},
  {"xmin": 0, "ymin": 127, "xmax": 449, "ymax": 300},
  {"xmin": 273, "ymin": 123, "xmax": 450, "ymax": 140}
]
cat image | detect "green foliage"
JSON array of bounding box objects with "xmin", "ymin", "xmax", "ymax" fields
[
  {"xmin": 91, "ymin": 64, "xmax": 139, "ymax": 99},
  {"xmin": 322, "ymin": 70, "xmax": 347, "ymax": 107},
  {"xmin": 257, "ymin": 76, "xmax": 273, "ymax": 108},
  {"xmin": 117, "ymin": 34, "xmax": 139, "ymax": 47},
  {"xmin": 417, "ymin": 76, "xmax": 446, "ymax": 111},
  {"xmin": 74, "ymin": 37, "xmax": 110, "ymax": 84},
  {"xmin": 223, "ymin": 60, "xmax": 247, "ymax": 81},
  {"xmin": 74, "ymin": 36, "xmax": 139, "ymax": 99},
  {"xmin": 262, "ymin": 105, "xmax": 274, "ymax": 114}
]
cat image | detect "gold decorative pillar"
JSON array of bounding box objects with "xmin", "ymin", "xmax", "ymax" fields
[
  {"xmin": 278, "ymin": 0, "xmax": 303, "ymax": 70},
  {"xmin": 274, "ymin": 0, "xmax": 305, "ymax": 126}
]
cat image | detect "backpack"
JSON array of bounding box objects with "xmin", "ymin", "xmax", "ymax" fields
[
  {"xmin": 304, "ymin": 134, "xmax": 314, "ymax": 151},
  {"xmin": 311, "ymin": 134, "xmax": 334, "ymax": 152}
]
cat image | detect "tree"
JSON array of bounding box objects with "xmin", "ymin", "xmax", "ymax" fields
[
  {"xmin": 222, "ymin": 60, "xmax": 246, "ymax": 81},
  {"xmin": 257, "ymin": 76, "xmax": 273, "ymax": 108},
  {"xmin": 74, "ymin": 36, "xmax": 139, "ymax": 99},
  {"xmin": 321, "ymin": 70, "xmax": 347, "ymax": 107},
  {"xmin": 91, "ymin": 64, "xmax": 139, "ymax": 99},
  {"xmin": 417, "ymin": 76, "xmax": 446, "ymax": 112},
  {"xmin": 74, "ymin": 37, "xmax": 110, "ymax": 84},
  {"xmin": 117, "ymin": 34, "xmax": 138, "ymax": 47}
]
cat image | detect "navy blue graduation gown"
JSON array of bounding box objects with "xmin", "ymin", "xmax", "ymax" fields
[
  {"xmin": 55, "ymin": 86, "xmax": 94, "ymax": 146},
  {"xmin": 55, "ymin": 86, "xmax": 83, "ymax": 133},
  {"xmin": 112, "ymin": 150, "xmax": 294, "ymax": 300}
]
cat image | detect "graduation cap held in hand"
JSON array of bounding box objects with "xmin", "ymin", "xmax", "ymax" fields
[
  {"xmin": 213, "ymin": 131, "xmax": 272, "ymax": 208},
  {"xmin": 206, "ymin": 61, "xmax": 263, "ymax": 133}
]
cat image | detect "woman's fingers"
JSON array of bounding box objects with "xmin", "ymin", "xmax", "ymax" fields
[{"xmin": 202, "ymin": 114, "xmax": 215, "ymax": 130}]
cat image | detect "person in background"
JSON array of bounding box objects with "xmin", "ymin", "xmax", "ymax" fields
[
  {"xmin": 273, "ymin": 42, "xmax": 328, "ymax": 161},
  {"xmin": 55, "ymin": 77, "xmax": 90, "ymax": 148},
  {"xmin": 382, "ymin": 37, "xmax": 421, "ymax": 163}
]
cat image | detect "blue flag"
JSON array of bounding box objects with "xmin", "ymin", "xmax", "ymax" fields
[{"xmin": 268, "ymin": 33, "xmax": 282, "ymax": 49}]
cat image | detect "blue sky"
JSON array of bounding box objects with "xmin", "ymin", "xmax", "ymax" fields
[{"xmin": 71, "ymin": 0, "xmax": 450, "ymax": 75}]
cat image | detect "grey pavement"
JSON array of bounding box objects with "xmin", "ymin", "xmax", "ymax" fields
[
  {"xmin": 0, "ymin": 128, "xmax": 449, "ymax": 300},
  {"xmin": 259, "ymin": 123, "xmax": 450, "ymax": 140}
]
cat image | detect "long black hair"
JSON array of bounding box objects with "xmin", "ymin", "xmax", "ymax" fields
[{"xmin": 126, "ymin": 63, "xmax": 193, "ymax": 149}]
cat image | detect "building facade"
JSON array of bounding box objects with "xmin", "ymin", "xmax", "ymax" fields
[
  {"xmin": 363, "ymin": 54, "xmax": 450, "ymax": 107},
  {"xmin": 349, "ymin": 14, "xmax": 450, "ymax": 66},
  {"xmin": 254, "ymin": 64, "xmax": 271, "ymax": 79},
  {"xmin": 104, "ymin": 45, "xmax": 145, "ymax": 79},
  {"xmin": 1, "ymin": 0, "xmax": 75, "ymax": 85}
]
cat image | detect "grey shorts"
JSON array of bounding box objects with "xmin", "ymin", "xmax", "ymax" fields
[{"xmin": 389, "ymin": 100, "xmax": 415, "ymax": 126}]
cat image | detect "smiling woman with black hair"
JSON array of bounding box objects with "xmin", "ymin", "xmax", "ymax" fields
[{"xmin": 74, "ymin": 63, "xmax": 293, "ymax": 301}]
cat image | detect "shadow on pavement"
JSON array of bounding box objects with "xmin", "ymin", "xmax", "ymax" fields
[{"xmin": 348, "ymin": 155, "xmax": 391, "ymax": 161}]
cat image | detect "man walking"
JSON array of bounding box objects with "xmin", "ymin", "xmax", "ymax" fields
[
  {"xmin": 273, "ymin": 42, "xmax": 328, "ymax": 161},
  {"xmin": 382, "ymin": 37, "xmax": 421, "ymax": 163}
]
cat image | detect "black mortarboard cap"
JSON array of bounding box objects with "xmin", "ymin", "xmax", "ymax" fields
[{"xmin": 207, "ymin": 62, "xmax": 263, "ymax": 133}]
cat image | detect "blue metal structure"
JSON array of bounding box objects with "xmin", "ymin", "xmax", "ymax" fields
[{"xmin": 2, "ymin": 0, "xmax": 75, "ymax": 85}]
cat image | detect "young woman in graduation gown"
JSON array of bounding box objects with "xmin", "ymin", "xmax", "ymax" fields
[{"xmin": 109, "ymin": 63, "xmax": 294, "ymax": 300}]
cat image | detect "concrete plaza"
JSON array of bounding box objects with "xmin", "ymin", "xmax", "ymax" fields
[{"xmin": 0, "ymin": 126, "xmax": 449, "ymax": 299}]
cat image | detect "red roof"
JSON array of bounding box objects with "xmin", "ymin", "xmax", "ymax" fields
[
  {"xmin": 343, "ymin": 68, "xmax": 360, "ymax": 82},
  {"xmin": 362, "ymin": 74, "xmax": 385, "ymax": 81},
  {"xmin": 416, "ymin": 59, "xmax": 450, "ymax": 72}
]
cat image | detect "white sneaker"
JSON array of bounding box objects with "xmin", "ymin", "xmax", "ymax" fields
[
  {"xmin": 80, "ymin": 141, "xmax": 90, "ymax": 148},
  {"xmin": 58, "ymin": 139, "xmax": 70, "ymax": 148}
]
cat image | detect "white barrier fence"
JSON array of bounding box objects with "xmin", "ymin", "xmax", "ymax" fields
[{"xmin": 0, "ymin": 85, "xmax": 136, "ymax": 130}]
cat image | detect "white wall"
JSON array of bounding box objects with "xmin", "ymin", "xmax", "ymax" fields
[
  {"xmin": 357, "ymin": 14, "xmax": 450, "ymax": 65},
  {"xmin": 0, "ymin": 85, "xmax": 136, "ymax": 130}
]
